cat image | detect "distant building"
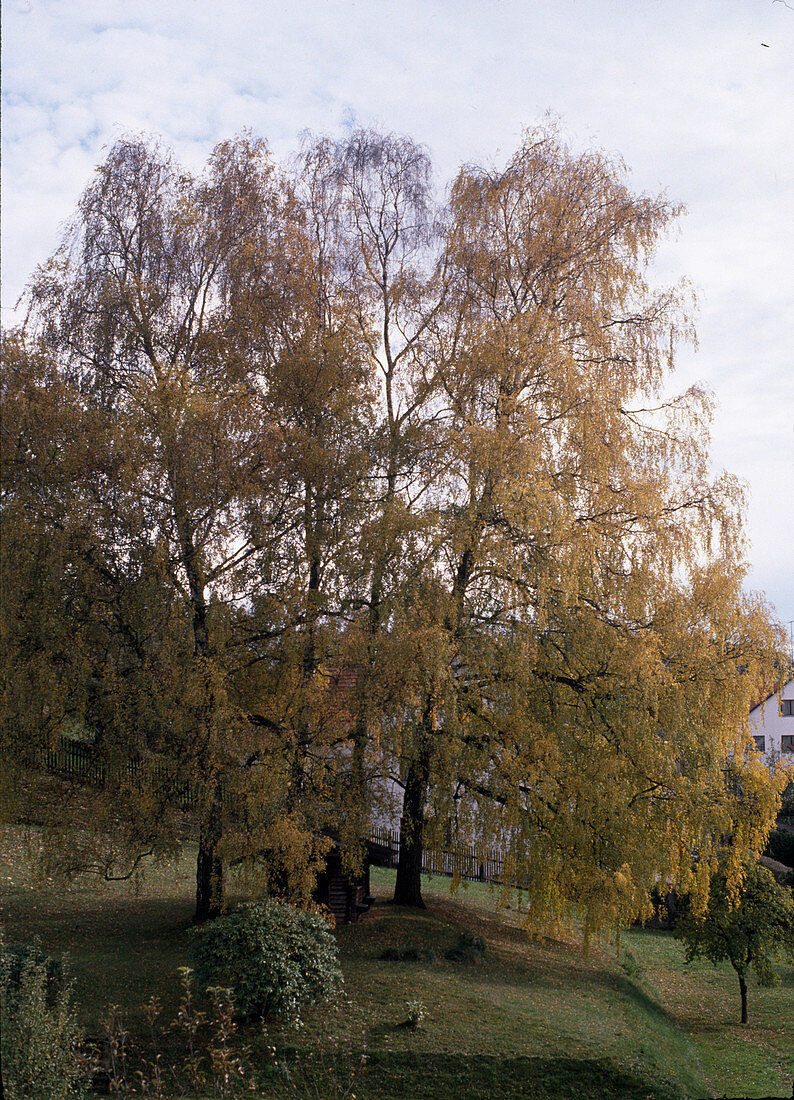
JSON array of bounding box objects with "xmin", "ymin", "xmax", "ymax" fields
[{"xmin": 749, "ymin": 677, "xmax": 794, "ymax": 764}]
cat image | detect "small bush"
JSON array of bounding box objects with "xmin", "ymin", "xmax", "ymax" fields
[
  {"xmin": 779, "ymin": 779, "xmax": 794, "ymax": 822},
  {"xmin": 765, "ymin": 827, "xmax": 794, "ymax": 868},
  {"xmin": 445, "ymin": 932, "xmax": 486, "ymax": 963},
  {"xmin": 0, "ymin": 947, "xmax": 85, "ymax": 1100},
  {"xmin": 192, "ymin": 899, "xmax": 342, "ymax": 1027},
  {"xmin": 380, "ymin": 944, "xmax": 437, "ymax": 962},
  {"xmin": 404, "ymin": 999, "xmax": 428, "ymax": 1028}
]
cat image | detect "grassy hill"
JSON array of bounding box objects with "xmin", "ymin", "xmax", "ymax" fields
[{"xmin": 1, "ymin": 828, "xmax": 792, "ymax": 1098}]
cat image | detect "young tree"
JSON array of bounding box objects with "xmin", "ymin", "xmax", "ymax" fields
[{"xmin": 676, "ymin": 860, "xmax": 794, "ymax": 1024}]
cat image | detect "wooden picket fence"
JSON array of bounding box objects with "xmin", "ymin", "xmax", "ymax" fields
[
  {"xmin": 369, "ymin": 824, "xmax": 513, "ymax": 887},
  {"xmin": 40, "ymin": 738, "xmax": 195, "ymax": 810},
  {"xmin": 39, "ymin": 739, "xmax": 512, "ymax": 888},
  {"xmin": 44, "ymin": 738, "xmax": 107, "ymax": 786}
]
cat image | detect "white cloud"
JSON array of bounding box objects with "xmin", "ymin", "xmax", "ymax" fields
[{"xmin": 2, "ymin": 0, "xmax": 792, "ymax": 619}]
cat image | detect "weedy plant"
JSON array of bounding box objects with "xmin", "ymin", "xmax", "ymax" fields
[
  {"xmin": 269, "ymin": 1042, "xmax": 368, "ymax": 1100},
  {"xmin": 100, "ymin": 967, "xmax": 253, "ymax": 1097},
  {"xmin": 0, "ymin": 943, "xmax": 86, "ymax": 1100}
]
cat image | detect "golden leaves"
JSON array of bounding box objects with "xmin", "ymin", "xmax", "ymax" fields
[{"xmin": 3, "ymin": 125, "xmax": 787, "ymax": 930}]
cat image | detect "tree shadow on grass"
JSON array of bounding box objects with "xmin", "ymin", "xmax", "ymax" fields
[
  {"xmin": 348, "ymin": 1052, "xmax": 687, "ymax": 1100},
  {"xmin": 4, "ymin": 894, "xmax": 198, "ymax": 1024},
  {"xmin": 6, "ymin": 894, "xmax": 195, "ymax": 947},
  {"xmin": 355, "ymin": 897, "xmax": 689, "ymax": 1027}
]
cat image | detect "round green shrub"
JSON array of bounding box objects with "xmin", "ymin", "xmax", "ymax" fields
[{"xmin": 191, "ymin": 899, "xmax": 342, "ymax": 1026}]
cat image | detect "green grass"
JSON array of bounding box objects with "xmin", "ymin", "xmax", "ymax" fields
[
  {"xmin": 622, "ymin": 926, "xmax": 794, "ymax": 1099},
  {"xmin": 1, "ymin": 828, "xmax": 792, "ymax": 1098},
  {"xmin": 0, "ymin": 826, "xmax": 196, "ymax": 1025}
]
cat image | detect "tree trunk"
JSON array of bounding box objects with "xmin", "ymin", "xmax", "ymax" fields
[
  {"xmin": 393, "ymin": 749, "xmax": 430, "ymax": 908},
  {"xmin": 195, "ymin": 782, "xmax": 224, "ymax": 921},
  {"xmin": 738, "ymin": 970, "xmax": 748, "ymax": 1025},
  {"xmin": 177, "ymin": 519, "xmax": 223, "ymax": 923}
]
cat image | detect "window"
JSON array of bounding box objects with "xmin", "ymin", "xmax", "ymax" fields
[
  {"xmin": 782, "ymin": 735, "xmax": 794, "ymax": 754},
  {"xmin": 753, "ymin": 735, "xmax": 766, "ymax": 752},
  {"xmin": 780, "ymin": 699, "xmax": 794, "ymax": 717}
]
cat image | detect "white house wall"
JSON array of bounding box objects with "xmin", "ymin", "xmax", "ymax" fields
[{"xmin": 749, "ymin": 678, "xmax": 794, "ymax": 765}]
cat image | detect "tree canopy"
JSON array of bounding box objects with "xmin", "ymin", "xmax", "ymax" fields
[{"xmin": 1, "ymin": 123, "xmax": 787, "ymax": 925}]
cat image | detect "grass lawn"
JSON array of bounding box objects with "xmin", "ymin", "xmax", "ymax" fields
[{"xmin": 1, "ymin": 827, "xmax": 792, "ymax": 1098}]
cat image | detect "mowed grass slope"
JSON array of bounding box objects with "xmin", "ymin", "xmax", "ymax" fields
[
  {"xmin": 1, "ymin": 829, "xmax": 792, "ymax": 1098},
  {"xmin": 624, "ymin": 926, "xmax": 793, "ymax": 1099}
]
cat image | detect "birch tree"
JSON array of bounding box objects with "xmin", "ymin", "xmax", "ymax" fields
[
  {"xmin": 14, "ymin": 136, "xmax": 303, "ymax": 918},
  {"xmin": 3, "ymin": 124, "xmax": 785, "ymax": 934},
  {"xmin": 386, "ymin": 125, "xmax": 786, "ymax": 915}
]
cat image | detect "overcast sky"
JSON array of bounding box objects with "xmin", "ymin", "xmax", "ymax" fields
[{"xmin": 2, "ymin": 0, "xmax": 792, "ymax": 634}]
